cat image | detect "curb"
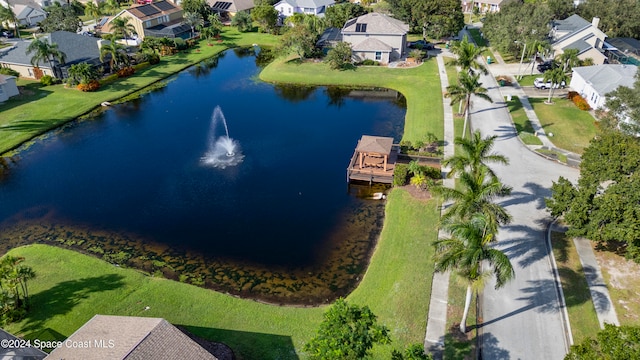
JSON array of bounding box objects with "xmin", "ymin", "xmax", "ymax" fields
[{"xmin": 546, "ymin": 220, "xmax": 574, "ymax": 351}]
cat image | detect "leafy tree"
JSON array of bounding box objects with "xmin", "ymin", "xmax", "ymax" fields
[
  {"xmin": 231, "ymin": 10, "xmax": 253, "ymax": 32},
  {"xmin": 84, "ymin": 1, "xmax": 102, "ymax": 28},
  {"xmin": 434, "ymin": 214, "xmax": 514, "ymax": 333},
  {"xmin": 387, "ymin": 0, "xmax": 463, "ymax": 39},
  {"xmin": 26, "ymin": 38, "xmax": 67, "ymax": 75},
  {"xmin": 602, "ymin": 71, "xmax": 640, "ymax": 136},
  {"xmin": 100, "ymin": 0, "xmax": 120, "ymax": 16},
  {"xmin": 110, "ymin": 16, "xmax": 136, "ymax": 39},
  {"xmin": 180, "ymin": 0, "xmax": 211, "ymax": 19},
  {"xmin": 0, "ymin": 255, "xmax": 36, "ymax": 325},
  {"xmin": 278, "ymin": 25, "xmax": 317, "ymax": 60},
  {"xmin": 183, "ymin": 11, "xmax": 204, "ymax": 38},
  {"xmin": 542, "ymin": 67, "xmax": 568, "ymax": 104},
  {"xmin": 443, "ymin": 130, "xmax": 508, "ymax": 181},
  {"xmin": 39, "ymin": 5, "xmax": 82, "ymax": 33},
  {"xmin": 100, "ymin": 36, "xmax": 129, "ymax": 71},
  {"xmin": 445, "ymin": 72, "xmax": 492, "ymax": 138},
  {"xmin": 565, "ymin": 324, "xmax": 640, "ymax": 359},
  {"xmin": 577, "ymin": 0, "xmax": 640, "ymax": 38},
  {"xmin": 391, "ymin": 343, "xmax": 433, "ymax": 360},
  {"xmin": 324, "ymin": 3, "xmax": 368, "ymax": 28},
  {"xmin": 546, "ymin": 0, "xmax": 575, "ymax": 20},
  {"xmin": 251, "ymin": 4, "xmax": 278, "ymax": 34},
  {"xmin": 482, "ymin": 2, "xmax": 552, "ymax": 58},
  {"xmin": 208, "ymin": 13, "xmax": 223, "ymax": 36},
  {"xmin": 303, "ymin": 14, "xmax": 326, "ymax": 35},
  {"xmin": 448, "ymin": 36, "xmax": 487, "ymax": 75},
  {"xmin": 141, "ymin": 36, "xmax": 162, "ymax": 55},
  {"xmin": 547, "ymin": 130, "xmax": 640, "ymax": 261},
  {"xmin": 67, "ymin": 63, "xmax": 98, "ymax": 85},
  {"xmin": 556, "ymin": 48, "xmax": 580, "ymax": 73},
  {"xmin": 324, "ymin": 41, "xmax": 352, "ymax": 70},
  {"xmin": 304, "ymin": 298, "xmax": 391, "ymax": 359}
]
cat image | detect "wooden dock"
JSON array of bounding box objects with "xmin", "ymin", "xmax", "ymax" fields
[{"xmin": 347, "ymin": 135, "xmax": 398, "ymax": 184}]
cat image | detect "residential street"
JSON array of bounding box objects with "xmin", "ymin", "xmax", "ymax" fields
[{"xmin": 471, "ymin": 70, "xmax": 580, "ymax": 359}]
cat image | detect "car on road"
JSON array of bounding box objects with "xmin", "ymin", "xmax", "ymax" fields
[
  {"xmin": 534, "ymin": 77, "xmax": 566, "ymax": 89},
  {"xmin": 408, "ymin": 40, "xmax": 433, "ymax": 50},
  {"xmin": 537, "ymin": 61, "xmax": 555, "ymax": 73}
]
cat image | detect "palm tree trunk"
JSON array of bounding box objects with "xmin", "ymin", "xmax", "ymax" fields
[
  {"xmin": 462, "ymin": 95, "xmax": 471, "ymax": 138},
  {"xmin": 547, "ymin": 88, "xmax": 553, "ymax": 104},
  {"xmin": 460, "ymin": 285, "xmax": 473, "ymax": 333}
]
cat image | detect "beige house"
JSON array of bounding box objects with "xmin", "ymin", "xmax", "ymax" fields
[
  {"xmin": 550, "ymin": 14, "xmax": 608, "ymax": 65},
  {"xmin": 102, "ymin": 1, "xmax": 190, "ymax": 41},
  {"xmin": 341, "ymin": 13, "xmax": 408, "ymax": 64},
  {"xmin": 208, "ymin": 0, "xmax": 254, "ymax": 18}
]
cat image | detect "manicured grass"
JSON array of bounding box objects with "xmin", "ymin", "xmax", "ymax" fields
[
  {"xmin": 0, "ymin": 28, "xmax": 279, "ymax": 155},
  {"xmin": 516, "ymin": 75, "xmax": 539, "ymax": 87},
  {"xmin": 505, "ymin": 96, "xmax": 543, "ymax": 146},
  {"xmin": 550, "ymin": 232, "xmax": 600, "ymax": 344},
  {"xmin": 467, "ymin": 29, "xmax": 486, "ymax": 47},
  {"xmin": 5, "ymin": 190, "xmax": 439, "ymax": 359},
  {"xmin": 529, "ymin": 98, "xmax": 597, "ymax": 154},
  {"xmin": 444, "ymin": 273, "xmax": 476, "ymax": 360},
  {"xmin": 594, "ymin": 247, "xmax": 640, "ymax": 327},
  {"xmin": 498, "ymin": 50, "xmax": 516, "ymax": 64},
  {"xmin": 260, "ymin": 57, "xmax": 444, "ymax": 144}
]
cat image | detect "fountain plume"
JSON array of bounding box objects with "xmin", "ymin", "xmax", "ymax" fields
[{"xmin": 201, "ymin": 106, "xmax": 244, "ymax": 168}]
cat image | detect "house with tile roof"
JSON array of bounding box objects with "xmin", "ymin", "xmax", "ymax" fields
[
  {"xmin": 569, "ymin": 64, "xmax": 638, "ymax": 109},
  {"xmin": 0, "ymin": 31, "xmax": 106, "ymax": 79},
  {"xmin": 0, "ymin": 74, "xmax": 20, "ymax": 102},
  {"xmin": 550, "ymin": 14, "xmax": 608, "ymax": 65},
  {"xmin": 102, "ymin": 0, "xmax": 190, "ymax": 41},
  {"xmin": 45, "ymin": 315, "xmax": 219, "ymax": 360},
  {"xmin": 341, "ymin": 12, "xmax": 408, "ymax": 64},
  {"xmin": 274, "ymin": 0, "xmax": 334, "ymax": 18}
]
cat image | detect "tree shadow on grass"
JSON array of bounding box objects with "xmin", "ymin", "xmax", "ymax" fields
[
  {"xmin": 19, "ymin": 274, "xmax": 126, "ymax": 335},
  {"xmin": 0, "ymin": 119, "xmax": 64, "ymax": 133},
  {"xmin": 181, "ymin": 325, "xmax": 299, "ymax": 360}
]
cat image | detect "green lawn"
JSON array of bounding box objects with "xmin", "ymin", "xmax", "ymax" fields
[
  {"xmin": 467, "ymin": 28, "xmax": 486, "ymax": 47},
  {"xmin": 0, "ymin": 28, "xmax": 279, "ymax": 155},
  {"xmin": 6, "ymin": 189, "xmax": 439, "ymax": 359},
  {"xmin": 516, "ymin": 75, "xmax": 539, "ymax": 87},
  {"xmin": 550, "ymin": 232, "xmax": 600, "ymax": 344},
  {"xmin": 260, "ymin": 57, "xmax": 444, "ymax": 144},
  {"xmin": 505, "ymin": 96, "xmax": 543, "ymax": 145},
  {"xmin": 529, "ymin": 98, "xmax": 597, "ymax": 154}
]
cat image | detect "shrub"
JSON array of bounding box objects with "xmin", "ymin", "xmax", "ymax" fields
[
  {"xmin": 422, "ymin": 165, "xmax": 442, "ymax": 180},
  {"xmin": 77, "ymin": 80, "xmax": 100, "ymax": 92},
  {"xmin": 568, "ymin": 91, "xmax": 591, "ymax": 111},
  {"xmin": 0, "ymin": 68, "xmax": 19, "ymax": 77},
  {"xmin": 360, "ymin": 59, "xmax": 379, "ymax": 66},
  {"xmin": 40, "ymin": 74, "xmax": 55, "ymax": 86},
  {"xmin": 393, "ymin": 163, "xmax": 409, "ymax": 186},
  {"xmin": 173, "ymin": 38, "xmax": 188, "ymax": 50},
  {"xmin": 117, "ymin": 66, "xmax": 135, "ymax": 78}
]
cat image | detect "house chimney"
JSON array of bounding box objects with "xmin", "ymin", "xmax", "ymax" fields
[{"xmin": 592, "ymin": 17, "xmax": 600, "ymax": 29}]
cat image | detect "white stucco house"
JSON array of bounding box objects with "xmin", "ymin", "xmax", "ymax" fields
[
  {"xmin": 550, "ymin": 14, "xmax": 608, "ymax": 65},
  {"xmin": 341, "ymin": 13, "xmax": 408, "ymax": 64},
  {"xmin": 0, "ymin": 74, "xmax": 20, "ymax": 103},
  {"xmin": 274, "ymin": 0, "xmax": 334, "ymax": 17},
  {"xmin": 569, "ymin": 64, "xmax": 638, "ymax": 109}
]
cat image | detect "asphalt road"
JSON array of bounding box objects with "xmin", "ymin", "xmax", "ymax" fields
[{"xmin": 470, "ymin": 71, "xmax": 580, "ymax": 360}]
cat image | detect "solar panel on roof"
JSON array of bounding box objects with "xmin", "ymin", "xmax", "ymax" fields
[
  {"xmin": 137, "ymin": 4, "xmax": 160, "ymax": 16},
  {"xmin": 344, "ymin": 18, "xmax": 356, "ymax": 29},
  {"xmin": 154, "ymin": 1, "xmax": 175, "ymax": 11},
  {"xmin": 212, "ymin": 1, "xmax": 232, "ymax": 10}
]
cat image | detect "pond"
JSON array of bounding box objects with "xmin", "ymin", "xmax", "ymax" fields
[{"xmin": 0, "ymin": 48, "xmax": 406, "ymax": 305}]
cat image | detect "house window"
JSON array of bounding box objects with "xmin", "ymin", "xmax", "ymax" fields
[
  {"xmin": 287, "ymin": 7, "xmax": 291, "ymax": 13},
  {"xmin": 163, "ymin": 15, "xmax": 169, "ymax": 22},
  {"xmin": 28, "ymin": 68, "xmax": 33, "ymax": 77},
  {"xmin": 375, "ymin": 52, "xmax": 381, "ymax": 61},
  {"xmin": 304, "ymin": 7, "xmax": 314, "ymax": 13},
  {"xmin": 145, "ymin": 20, "xmax": 151, "ymax": 27}
]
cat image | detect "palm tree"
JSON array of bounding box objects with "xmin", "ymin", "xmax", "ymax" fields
[
  {"xmin": 449, "ymin": 35, "xmax": 487, "ymax": 75},
  {"xmin": 443, "ymin": 130, "xmax": 509, "ymax": 180},
  {"xmin": 208, "ymin": 13, "xmax": 223, "ymax": 37},
  {"xmin": 556, "ymin": 48, "xmax": 581, "ymax": 73},
  {"xmin": 183, "ymin": 11, "xmax": 203, "ymax": 39},
  {"xmin": 542, "ymin": 67, "xmax": 569, "ymax": 104},
  {"xmin": 26, "ymin": 38, "xmax": 67, "ymax": 76},
  {"xmin": 68, "ymin": 63, "xmax": 97, "ymax": 85},
  {"xmin": 431, "ymin": 166, "xmax": 512, "ymax": 234},
  {"xmin": 434, "ymin": 214, "xmax": 515, "ymax": 333},
  {"xmin": 528, "ymin": 40, "xmax": 551, "ymax": 75},
  {"xmin": 84, "ymin": 1, "xmax": 102, "ymax": 29},
  {"xmin": 0, "ymin": 1, "xmax": 19, "ymax": 38},
  {"xmin": 100, "ymin": 36, "xmax": 129, "ymax": 71},
  {"xmin": 445, "ymin": 72, "xmax": 492, "ymax": 138},
  {"xmin": 100, "ymin": 0, "xmax": 120, "ymax": 16},
  {"xmin": 110, "ymin": 17, "xmax": 136, "ymax": 39}
]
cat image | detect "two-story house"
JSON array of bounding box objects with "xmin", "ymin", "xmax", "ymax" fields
[
  {"xmin": 102, "ymin": 1, "xmax": 190, "ymax": 41},
  {"xmin": 274, "ymin": 0, "xmax": 334, "ymax": 18},
  {"xmin": 0, "ymin": 0, "xmax": 46, "ymax": 27},
  {"xmin": 550, "ymin": 14, "xmax": 608, "ymax": 65},
  {"xmin": 341, "ymin": 12, "xmax": 408, "ymax": 64}
]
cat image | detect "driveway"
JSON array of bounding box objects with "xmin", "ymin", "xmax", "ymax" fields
[{"xmin": 471, "ymin": 70, "xmax": 580, "ymax": 359}]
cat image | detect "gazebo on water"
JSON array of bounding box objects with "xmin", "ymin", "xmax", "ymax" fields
[{"xmin": 347, "ymin": 135, "xmax": 398, "ymax": 184}]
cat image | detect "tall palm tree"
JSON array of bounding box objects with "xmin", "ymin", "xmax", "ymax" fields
[
  {"xmin": 556, "ymin": 48, "xmax": 580, "ymax": 73},
  {"xmin": 449, "ymin": 35, "xmax": 487, "ymax": 75},
  {"xmin": 208, "ymin": 13, "xmax": 223, "ymax": 37},
  {"xmin": 443, "ymin": 130, "xmax": 509, "ymax": 180},
  {"xmin": 542, "ymin": 67, "xmax": 569, "ymax": 104},
  {"xmin": 445, "ymin": 72, "xmax": 492, "ymax": 138},
  {"xmin": 100, "ymin": 36, "xmax": 129, "ymax": 71},
  {"xmin": 183, "ymin": 11, "xmax": 203, "ymax": 39},
  {"xmin": 26, "ymin": 38, "xmax": 67, "ymax": 76},
  {"xmin": 434, "ymin": 213, "xmax": 515, "ymax": 333},
  {"xmin": 84, "ymin": 1, "xmax": 102, "ymax": 28},
  {"xmin": 110, "ymin": 17, "xmax": 136, "ymax": 39}
]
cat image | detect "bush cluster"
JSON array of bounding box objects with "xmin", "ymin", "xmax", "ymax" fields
[
  {"xmin": 39, "ymin": 75, "xmax": 55, "ymax": 86},
  {"xmin": 117, "ymin": 66, "xmax": 135, "ymax": 78},
  {"xmin": 393, "ymin": 163, "xmax": 409, "ymax": 186},
  {"xmin": 77, "ymin": 80, "xmax": 100, "ymax": 92},
  {"xmin": 359, "ymin": 59, "xmax": 379, "ymax": 66},
  {"xmin": 568, "ymin": 91, "xmax": 591, "ymax": 111},
  {"xmin": 0, "ymin": 68, "xmax": 20, "ymax": 77}
]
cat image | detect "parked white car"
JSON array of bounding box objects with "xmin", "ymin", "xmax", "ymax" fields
[{"xmin": 534, "ymin": 78, "xmax": 566, "ymax": 90}]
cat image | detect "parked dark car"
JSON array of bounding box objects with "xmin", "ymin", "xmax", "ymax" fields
[
  {"xmin": 1, "ymin": 30, "xmax": 14, "ymax": 38},
  {"xmin": 537, "ymin": 61, "xmax": 555, "ymax": 72},
  {"xmin": 408, "ymin": 40, "xmax": 433, "ymax": 50}
]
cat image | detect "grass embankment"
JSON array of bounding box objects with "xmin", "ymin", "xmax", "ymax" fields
[
  {"xmin": 6, "ymin": 190, "xmax": 439, "ymax": 359},
  {"xmin": 259, "ymin": 57, "xmax": 443, "ymax": 144},
  {"xmin": 505, "ymin": 96, "xmax": 543, "ymax": 145},
  {"xmin": 529, "ymin": 98, "xmax": 597, "ymax": 154},
  {"xmin": 0, "ymin": 28, "xmax": 278, "ymax": 155},
  {"xmin": 550, "ymin": 232, "xmax": 599, "ymax": 344}
]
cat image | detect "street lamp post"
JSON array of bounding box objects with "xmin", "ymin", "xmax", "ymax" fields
[{"xmin": 515, "ymin": 41, "xmax": 527, "ymax": 80}]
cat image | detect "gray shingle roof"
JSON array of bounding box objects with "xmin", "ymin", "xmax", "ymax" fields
[
  {"xmin": 342, "ymin": 12, "xmax": 408, "ymax": 35},
  {"xmin": 352, "ymin": 37, "xmax": 392, "ymax": 52},
  {"xmin": 277, "ymin": 0, "xmax": 334, "ymax": 9},
  {"xmin": 562, "ymin": 35, "xmax": 593, "ymax": 55},
  {"xmin": 0, "ymin": 329, "xmax": 47, "ymax": 360},
  {"xmin": 572, "ymin": 64, "xmax": 638, "ymax": 95},
  {"xmin": 553, "ymin": 14, "xmax": 590, "ymax": 33},
  {"xmin": 45, "ymin": 315, "xmax": 218, "ymax": 360}
]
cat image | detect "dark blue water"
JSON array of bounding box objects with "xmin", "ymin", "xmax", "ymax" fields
[{"xmin": 0, "ymin": 49, "xmax": 405, "ymax": 277}]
